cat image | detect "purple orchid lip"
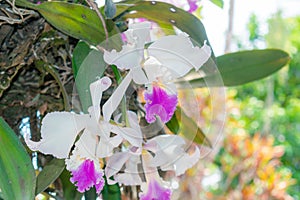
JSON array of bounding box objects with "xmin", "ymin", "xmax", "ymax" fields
[
  {"xmin": 188, "ymin": 0, "xmax": 198, "ymax": 13},
  {"xmin": 140, "ymin": 179, "xmax": 171, "ymax": 200},
  {"xmin": 70, "ymin": 159, "xmax": 105, "ymax": 194},
  {"xmin": 144, "ymin": 85, "xmax": 178, "ymax": 124}
]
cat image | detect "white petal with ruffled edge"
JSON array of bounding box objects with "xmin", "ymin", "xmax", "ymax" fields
[
  {"xmin": 25, "ymin": 112, "xmax": 89, "ymax": 159},
  {"xmin": 148, "ymin": 33, "xmax": 211, "ymax": 77},
  {"xmin": 65, "ymin": 149, "xmax": 105, "ymax": 194},
  {"xmin": 103, "ymin": 45, "xmax": 143, "ymax": 70},
  {"xmin": 103, "ymin": 22, "xmax": 151, "ymax": 70},
  {"xmin": 125, "ymin": 22, "xmax": 151, "ymax": 49}
]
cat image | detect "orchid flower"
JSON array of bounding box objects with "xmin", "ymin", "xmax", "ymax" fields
[
  {"xmin": 25, "ymin": 76, "xmax": 143, "ymax": 194},
  {"xmin": 105, "ymin": 113, "xmax": 200, "ymax": 199},
  {"xmin": 105, "ymin": 135, "xmax": 200, "ymax": 199},
  {"xmin": 104, "ymin": 22, "xmax": 211, "ymax": 124}
]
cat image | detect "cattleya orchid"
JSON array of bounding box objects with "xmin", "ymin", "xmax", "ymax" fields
[
  {"xmin": 105, "ymin": 133, "xmax": 200, "ymax": 198},
  {"xmin": 104, "ymin": 21, "xmax": 211, "ymax": 124},
  {"xmin": 25, "ymin": 76, "xmax": 142, "ymax": 194},
  {"xmin": 104, "ymin": 112, "xmax": 200, "ymax": 195},
  {"xmin": 25, "ymin": 21, "xmax": 211, "ymax": 199}
]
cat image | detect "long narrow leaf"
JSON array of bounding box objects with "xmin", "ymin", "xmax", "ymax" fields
[
  {"xmin": 38, "ymin": 2, "xmax": 115, "ymax": 45},
  {"xmin": 180, "ymin": 49, "xmax": 290, "ymax": 88},
  {"xmin": 0, "ymin": 118, "xmax": 35, "ymax": 200},
  {"xmin": 35, "ymin": 158, "xmax": 65, "ymax": 194},
  {"xmin": 16, "ymin": 0, "xmax": 118, "ymax": 45},
  {"xmin": 72, "ymin": 42, "xmax": 107, "ymax": 112}
]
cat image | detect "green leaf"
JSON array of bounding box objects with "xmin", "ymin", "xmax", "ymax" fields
[
  {"xmin": 84, "ymin": 188, "xmax": 97, "ymax": 200},
  {"xmin": 168, "ymin": 108, "xmax": 212, "ymax": 147},
  {"xmin": 209, "ymin": 0, "xmax": 224, "ymax": 8},
  {"xmin": 16, "ymin": 1, "xmax": 117, "ymax": 45},
  {"xmin": 38, "ymin": 2, "xmax": 115, "ymax": 45},
  {"xmin": 166, "ymin": 112, "xmax": 180, "ymax": 134},
  {"xmin": 72, "ymin": 42, "xmax": 106, "ymax": 112},
  {"xmin": 72, "ymin": 41, "xmax": 92, "ymax": 79},
  {"xmin": 0, "ymin": 117, "xmax": 35, "ymax": 200},
  {"xmin": 102, "ymin": 180, "xmax": 121, "ymax": 200},
  {"xmin": 15, "ymin": 0, "xmax": 38, "ymax": 10},
  {"xmin": 121, "ymin": 1, "xmax": 213, "ymax": 54},
  {"xmin": 184, "ymin": 49, "xmax": 290, "ymax": 87},
  {"xmin": 60, "ymin": 169, "xmax": 83, "ymax": 200},
  {"xmin": 35, "ymin": 158, "xmax": 65, "ymax": 194}
]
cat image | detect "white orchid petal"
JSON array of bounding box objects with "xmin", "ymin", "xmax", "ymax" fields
[
  {"xmin": 89, "ymin": 77, "xmax": 112, "ymax": 121},
  {"xmin": 95, "ymin": 122, "xmax": 122, "ymax": 157},
  {"xmin": 96, "ymin": 134, "xmax": 122, "ymax": 158},
  {"xmin": 25, "ymin": 112, "xmax": 88, "ymax": 159},
  {"xmin": 102, "ymin": 71, "xmax": 132, "ymax": 121},
  {"xmin": 105, "ymin": 152, "xmax": 130, "ymax": 184},
  {"xmin": 172, "ymin": 145, "xmax": 200, "ymax": 176},
  {"xmin": 65, "ymin": 129, "xmax": 99, "ymax": 171},
  {"xmin": 148, "ymin": 33, "xmax": 211, "ymax": 77},
  {"xmin": 73, "ymin": 129, "xmax": 98, "ymax": 159},
  {"xmin": 144, "ymin": 135, "xmax": 185, "ymax": 153},
  {"xmin": 112, "ymin": 111, "xmax": 143, "ymax": 147},
  {"xmin": 126, "ymin": 22, "xmax": 151, "ymax": 49},
  {"xmin": 103, "ymin": 45, "xmax": 143, "ymax": 70},
  {"xmin": 127, "ymin": 111, "xmax": 143, "ymax": 133},
  {"xmin": 114, "ymin": 173, "xmax": 142, "ymax": 186},
  {"xmin": 145, "ymin": 135, "xmax": 199, "ymax": 175},
  {"xmin": 103, "ymin": 22, "xmax": 151, "ymax": 70},
  {"xmin": 132, "ymin": 67, "xmax": 149, "ymax": 84},
  {"xmin": 114, "ymin": 154, "xmax": 142, "ymax": 185},
  {"xmin": 90, "ymin": 76, "xmax": 112, "ymax": 107},
  {"xmin": 111, "ymin": 125, "xmax": 143, "ymax": 147},
  {"xmin": 148, "ymin": 145, "xmax": 181, "ymax": 168},
  {"xmin": 141, "ymin": 151, "xmax": 172, "ymax": 195},
  {"xmin": 114, "ymin": 111, "xmax": 141, "ymax": 132},
  {"xmin": 143, "ymin": 57, "xmax": 164, "ymax": 82}
]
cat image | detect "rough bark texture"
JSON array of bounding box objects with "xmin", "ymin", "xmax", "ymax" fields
[{"xmin": 0, "ymin": 1, "xmax": 76, "ymax": 137}]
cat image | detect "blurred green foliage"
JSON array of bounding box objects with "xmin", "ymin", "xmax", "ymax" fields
[{"xmin": 229, "ymin": 12, "xmax": 300, "ymax": 199}]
